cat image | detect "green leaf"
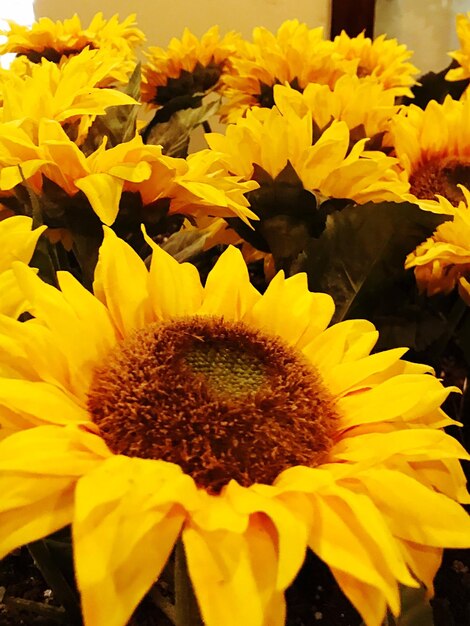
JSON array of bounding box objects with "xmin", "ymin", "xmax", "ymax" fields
[
  {"xmin": 405, "ymin": 60, "xmax": 469, "ymax": 109},
  {"xmin": 160, "ymin": 227, "xmax": 214, "ymax": 263},
  {"xmin": 398, "ymin": 587, "xmax": 434, "ymax": 626},
  {"xmin": 143, "ymin": 98, "xmax": 220, "ymax": 157},
  {"xmin": 385, "ymin": 588, "xmax": 435, "ymax": 626},
  {"xmin": 456, "ymin": 308, "xmax": 470, "ymax": 367},
  {"xmin": 28, "ymin": 539, "xmax": 82, "ymax": 626},
  {"xmin": 299, "ymin": 201, "xmax": 451, "ymax": 350},
  {"xmin": 360, "ymin": 587, "xmax": 434, "ymax": 626},
  {"xmin": 227, "ymin": 162, "xmax": 323, "ymax": 263},
  {"xmin": 81, "ymin": 63, "xmax": 141, "ymax": 154}
]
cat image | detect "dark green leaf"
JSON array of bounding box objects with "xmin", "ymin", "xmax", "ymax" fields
[
  {"xmin": 299, "ymin": 201, "xmax": 451, "ymax": 350},
  {"xmin": 143, "ymin": 99, "xmax": 220, "ymax": 157},
  {"xmin": 81, "ymin": 63, "xmax": 141, "ymax": 154},
  {"xmin": 361, "ymin": 587, "xmax": 434, "ymax": 626},
  {"xmin": 231, "ymin": 162, "xmax": 322, "ymax": 259},
  {"xmin": 259, "ymin": 215, "xmax": 312, "ymax": 273},
  {"xmin": 404, "ymin": 60, "xmax": 469, "ymax": 109},
  {"xmin": 160, "ymin": 227, "xmax": 214, "ymax": 263},
  {"xmin": 456, "ymin": 309, "xmax": 470, "ymax": 367}
]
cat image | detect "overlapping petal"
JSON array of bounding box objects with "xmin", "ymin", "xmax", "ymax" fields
[{"xmin": 207, "ymin": 89, "xmax": 410, "ymax": 207}]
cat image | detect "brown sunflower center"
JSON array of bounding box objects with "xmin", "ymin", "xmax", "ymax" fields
[
  {"xmin": 409, "ymin": 156, "xmax": 470, "ymax": 205},
  {"xmin": 356, "ymin": 64, "xmax": 371, "ymax": 78},
  {"xmin": 87, "ymin": 316, "xmax": 338, "ymax": 493},
  {"xmin": 19, "ymin": 46, "xmax": 93, "ymax": 64}
]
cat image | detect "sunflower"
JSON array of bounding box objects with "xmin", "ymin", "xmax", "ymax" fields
[
  {"xmin": 389, "ymin": 95, "xmax": 470, "ymax": 211},
  {"xmin": 0, "ymin": 215, "xmax": 45, "ymax": 317},
  {"xmin": 405, "ymin": 186, "xmax": 470, "ymax": 299},
  {"xmin": 1, "ymin": 229, "xmax": 469, "ymax": 626},
  {"xmin": 0, "ymin": 12, "xmax": 144, "ymax": 64},
  {"xmin": 219, "ymin": 19, "xmax": 354, "ymax": 122},
  {"xmin": 207, "ymin": 88, "xmax": 410, "ymax": 205},
  {"xmin": 447, "ymin": 12, "xmax": 470, "ymax": 84},
  {"xmin": 0, "ymin": 120, "xmax": 257, "ymax": 227},
  {"xmin": 331, "ymin": 30, "xmax": 419, "ymax": 98},
  {"xmin": 0, "ymin": 48, "xmax": 138, "ymax": 143},
  {"xmin": 273, "ymin": 78, "xmax": 399, "ymax": 149},
  {"xmin": 141, "ymin": 26, "xmax": 241, "ymax": 108}
]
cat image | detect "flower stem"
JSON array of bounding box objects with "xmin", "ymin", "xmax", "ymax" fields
[
  {"xmin": 174, "ymin": 541, "xmax": 204, "ymax": 626},
  {"xmin": 27, "ymin": 540, "xmax": 83, "ymax": 626}
]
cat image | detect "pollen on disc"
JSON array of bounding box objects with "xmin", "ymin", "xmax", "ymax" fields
[{"xmin": 88, "ymin": 316, "xmax": 339, "ymax": 493}]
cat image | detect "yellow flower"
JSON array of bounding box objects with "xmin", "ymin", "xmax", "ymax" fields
[
  {"xmin": 207, "ymin": 88, "xmax": 409, "ymax": 205},
  {"xmin": 331, "ymin": 30, "xmax": 419, "ymax": 98},
  {"xmin": 0, "ymin": 12, "xmax": 144, "ymax": 63},
  {"xmin": 0, "ymin": 48, "xmax": 138, "ymax": 143},
  {"xmin": 220, "ymin": 19, "xmax": 354, "ymax": 122},
  {"xmin": 405, "ymin": 186, "xmax": 470, "ymax": 298},
  {"xmin": 389, "ymin": 96, "xmax": 470, "ymax": 211},
  {"xmin": 0, "ymin": 230, "xmax": 469, "ymax": 626},
  {"xmin": 447, "ymin": 12, "xmax": 470, "ymax": 83},
  {"xmin": 142, "ymin": 26, "xmax": 241, "ymax": 107},
  {"xmin": 0, "ymin": 120, "xmax": 257, "ymax": 226},
  {"xmin": 273, "ymin": 77, "xmax": 399, "ymax": 147},
  {"xmin": 0, "ymin": 215, "xmax": 46, "ymax": 317}
]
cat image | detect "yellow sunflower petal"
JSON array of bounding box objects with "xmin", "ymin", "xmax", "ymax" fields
[
  {"xmin": 199, "ymin": 246, "xmax": 261, "ymax": 319},
  {"xmin": 325, "ymin": 347, "xmax": 408, "ymax": 396},
  {"xmin": 12, "ymin": 262, "xmax": 108, "ymax": 397},
  {"xmin": 331, "ymin": 569, "xmax": 387, "ymax": 626},
  {"xmin": 338, "ymin": 375, "xmax": 453, "ymax": 429},
  {"xmin": 407, "ymin": 459, "xmax": 470, "ymax": 504},
  {"xmin": 0, "ymin": 425, "xmax": 107, "ymax": 559},
  {"xmin": 184, "ymin": 516, "xmax": 281, "ymax": 626},
  {"xmin": 307, "ymin": 492, "xmax": 404, "ymax": 615},
  {"xmin": 355, "ymin": 468, "xmax": 470, "ymax": 547},
  {"xmin": 75, "ymin": 173, "xmax": 124, "ymax": 226},
  {"xmin": 246, "ymin": 271, "xmax": 334, "ymax": 347},
  {"xmin": 398, "ymin": 540, "xmax": 443, "ymax": 594},
  {"xmin": 227, "ymin": 481, "xmax": 308, "ymax": 589},
  {"xmin": 333, "ymin": 429, "xmax": 470, "ymax": 465},
  {"xmin": 0, "ymin": 215, "xmax": 46, "ymax": 273},
  {"xmin": 142, "ymin": 227, "xmax": 204, "ymax": 319},
  {"xmin": 74, "ymin": 455, "xmax": 193, "ymax": 626},
  {"xmin": 303, "ymin": 319, "xmax": 378, "ymax": 371},
  {"xmin": 93, "ymin": 228, "xmax": 153, "ymax": 336},
  {"xmin": 0, "ymin": 313, "xmax": 82, "ymax": 401},
  {"xmin": 56, "ymin": 271, "xmax": 117, "ymax": 359},
  {"xmin": 0, "ymin": 378, "xmax": 89, "ymax": 430},
  {"xmin": 0, "ymin": 269, "xmax": 31, "ymax": 318}
]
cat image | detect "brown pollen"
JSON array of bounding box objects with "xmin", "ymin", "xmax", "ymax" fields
[
  {"xmin": 87, "ymin": 317, "xmax": 339, "ymax": 493},
  {"xmin": 409, "ymin": 156, "xmax": 470, "ymax": 205}
]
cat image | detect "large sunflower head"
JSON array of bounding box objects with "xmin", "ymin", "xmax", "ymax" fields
[
  {"xmin": 331, "ymin": 30, "xmax": 419, "ymax": 98},
  {"xmin": 390, "ymin": 96, "xmax": 470, "ymax": 210},
  {"xmin": 447, "ymin": 12, "xmax": 470, "ymax": 84},
  {"xmin": 0, "ymin": 230, "xmax": 469, "ymax": 626},
  {"xmin": 0, "ymin": 48, "xmax": 138, "ymax": 142},
  {"xmin": 207, "ymin": 87, "xmax": 410, "ymax": 262},
  {"xmin": 208, "ymin": 86, "xmax": 409, "ymax": 206},
  {"xmin": 405, "ymin": 185, "xmax": 470, "ymax": 299},
  {"xmin": 273, "ymin": 77, "xmax": 399, "ymax": 149},
  {"xmin": 219, "ymin": 19, "xmax": 354, "ymax": 122},
  {"xmin": 141, "ymin": 26, "xmax": 241, "ymax": 108},
  {"xmin": 0, "ymin": 12, "xmax": 144, "ymax": 64},
  {"xmin": 0, "ymin": 120, "xmax": 257, "ymax": 228}
]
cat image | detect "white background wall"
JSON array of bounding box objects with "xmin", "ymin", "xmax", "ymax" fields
[
  {"xmin": 33, "ymin": 0, "xmax": 470, "ymax": 76},
  {"xmin": 375, "ymin": 0, "xmax": 470, "ymax": 74},
  {"xmin": 34, "ymin": 0, "xmax": 331, "ymax": 47}
]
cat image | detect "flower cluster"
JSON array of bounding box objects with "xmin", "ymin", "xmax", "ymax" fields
[{"xmin": 0, "ymin": 11, "xmax": 469, "ymax": 626}]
